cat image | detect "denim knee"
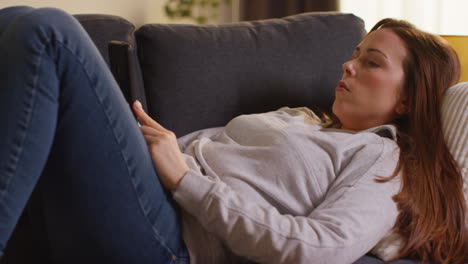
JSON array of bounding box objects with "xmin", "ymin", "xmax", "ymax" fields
[{"xmin": 6, "ymin": 7, "xmax": 83, "ymax": 46}]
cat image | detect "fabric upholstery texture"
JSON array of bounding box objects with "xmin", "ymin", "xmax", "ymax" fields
[
  {"xmin": 73, "ymin": 14, "xmax": 135, "ymax": 65},
  {"xmin": 135, "ymin": 12, "xmax": 366, "ymax": 136},
  {"xmin": 441, "ymin": 82, "xmax": 468, "ymax": 213}
]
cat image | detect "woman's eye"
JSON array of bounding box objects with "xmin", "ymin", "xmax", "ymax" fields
[{"xmin": 367, "ymin": 60, "xmax": 380, "ymax": 67}]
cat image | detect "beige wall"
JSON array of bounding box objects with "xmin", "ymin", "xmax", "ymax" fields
[
  {"xmin": 340, "ymin": 0, "xmax": 468, "ymax": 35},
  {"xmin": 0, "ymin": 0, "xmax": 237, "ymax": 27}
]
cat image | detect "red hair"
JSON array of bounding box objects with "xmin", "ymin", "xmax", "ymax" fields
[{"xmin": 370, "ymin": 19, "xmax": 467, "ymax": 263}]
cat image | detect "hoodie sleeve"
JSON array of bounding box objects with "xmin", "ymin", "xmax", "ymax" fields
[{"xmin": 172, "ymin": 140, "xmax": 402, "ymax": 264}]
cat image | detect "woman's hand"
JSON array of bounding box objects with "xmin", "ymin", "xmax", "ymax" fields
[{"xmin": 132, "ymin": 100, "xmax": 189, "ymax": 191}]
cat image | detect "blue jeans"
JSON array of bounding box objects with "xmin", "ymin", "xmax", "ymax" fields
[{"xmin": 0, "ymin": 6, "xmax": 189, "ymax": 263}]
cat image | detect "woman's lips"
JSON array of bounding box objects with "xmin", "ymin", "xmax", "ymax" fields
[{"xmin": 336, "ymin": 81, "xmax": 350, "ymax": 92}]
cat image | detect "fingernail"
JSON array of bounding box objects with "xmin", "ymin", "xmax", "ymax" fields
[{"xmin": 135, "ymin": 100, "xmax": 142, "ymax": 110}]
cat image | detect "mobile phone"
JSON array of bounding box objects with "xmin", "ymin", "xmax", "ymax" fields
[{"xmin": 108, "ymin": 40, "xmax": 139, "ymax": 124}]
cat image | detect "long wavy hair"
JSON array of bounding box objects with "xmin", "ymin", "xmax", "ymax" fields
[{"xmin": 328, "ymin": 19, "xmax": 467, "ymax": 263}]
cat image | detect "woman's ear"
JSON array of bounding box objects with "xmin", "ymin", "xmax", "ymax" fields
[{"xmin": 395, "ymin": 99, "xmax": 409, "ymax": 115}]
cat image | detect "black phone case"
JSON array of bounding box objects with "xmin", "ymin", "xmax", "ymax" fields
[{"xmin": 108, "ymin": 40, "xmax": 132, "ymax": 106}]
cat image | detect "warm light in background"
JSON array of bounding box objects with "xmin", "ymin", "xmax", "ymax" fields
[
  {"xmin": 339, "ymin": 0, "xmax": 468, "ymax": 35},
  {"xmin": 442, "ymin": 36, "xmax": 468, "ymax": 83},
  {"xmin": 339, "ymin": 0, "xmax": 468, "ymax": 83}
]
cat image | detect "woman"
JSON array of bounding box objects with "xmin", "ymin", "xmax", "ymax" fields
[{"xmin": 0, "ymin": 6, "xmax": 465, "ymax": 264}]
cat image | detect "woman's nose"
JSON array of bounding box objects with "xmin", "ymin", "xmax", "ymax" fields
[{"xmin": 343, "ymin": 60, "xmax": 356, "ymax": 76}]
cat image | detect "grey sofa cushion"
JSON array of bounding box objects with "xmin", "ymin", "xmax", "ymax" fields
[
  {"xmin": 74, "ymin": 14, "xmax": 148, "ymax": 110},
  {"xmin": 135, "ymin": 12, "xmax": 366, "ymax": 136},
  {"xmin": 352, "ymin": 255, "xmax": 427, "ymax": 264},
  {"xmin": 353, "ymin": 255, "xmax": 385, "ymax": 264},
  {"xmin": 74, "ymin": 14, "xmax": 135, "ymax": 65}
]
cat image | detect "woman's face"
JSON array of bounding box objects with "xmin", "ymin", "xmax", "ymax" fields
[{"xmin": 332, "ymin": 28, "xmax": 408, "ymax": 131}]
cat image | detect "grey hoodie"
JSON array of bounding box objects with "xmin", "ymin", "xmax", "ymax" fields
[{"xmin": 173, "ymin": 107, "xmax": 401, "ymax": 264}]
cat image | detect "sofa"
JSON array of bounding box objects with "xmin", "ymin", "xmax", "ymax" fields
[{"xmin": 1, "ymin": 11, "xmax": 433, "ymax": 264}]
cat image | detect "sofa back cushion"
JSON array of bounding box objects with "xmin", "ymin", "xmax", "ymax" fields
[
  {"xmin": 135, "ymin": 12, "xmax": 366, "ymax": 136},
  {"xmin": 75, "ymin": 14, "xmax": 147, "ymax": 110}
]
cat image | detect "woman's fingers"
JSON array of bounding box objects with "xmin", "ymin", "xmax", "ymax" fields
[
  {"xmin": 132, "ymin": 101, "xmax": 188, "ymax": 190},
  {"xmin": 132, "ymin": 100, "xmax": 165, "ymax": 130},
  {"xmin": 140, "ymin": 125, "xmax": 162, "ymax": 136},
  {"xmin": 140, "ymin": 125, "xmax": 175, "ymax": 142},
  {"xmin": 138, "ymin": 125, "xmax": 189, "ymax": 191},
  {"xmin": 141, "ymin": 133, "xmax": 160, "ymax": 146}
]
